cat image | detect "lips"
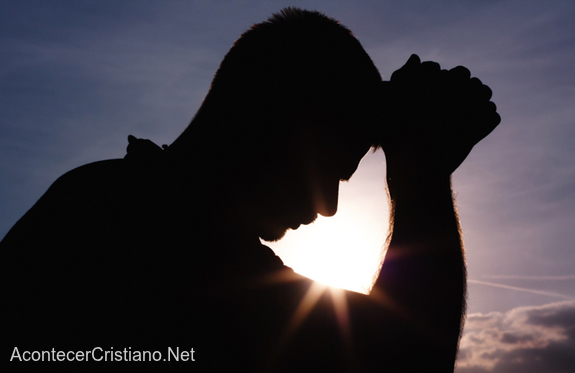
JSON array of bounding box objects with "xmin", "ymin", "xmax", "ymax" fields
[
  {"xmin": 288, "ymin": 215, "xmax": 316, "ymax": 230},
  {"xmin": 282, "ymin": 211, "xmax": 317, "ymax": 231},
  {"xmin": 301, "ymin": 214, "xmax": 317, "ymax": 226}
]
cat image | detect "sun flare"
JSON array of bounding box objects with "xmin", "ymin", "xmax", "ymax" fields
[
  {"xmin": 269, "ymin": 214, "xmax": 385, "ymax": 293},
  {"xmin": 267, "ymin": 150, "xmax": 389, "ymax": 294}
]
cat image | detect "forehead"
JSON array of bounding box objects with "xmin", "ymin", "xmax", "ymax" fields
[
  {"xmin": 300, "ymin": 123, "xmax": 371, "ymax": 180},
  {"xmin": 323, "ymin": 138, "xmax": 370, "ymax": 181}
]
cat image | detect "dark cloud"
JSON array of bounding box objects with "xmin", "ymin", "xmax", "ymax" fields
[
  {"xmin": 500, "ymin": 332, "xmax": 535, "ymax": 344},
  {"xmin": 528, "ymin": 304, "xmax": 575, "ymax": 329},
  {"xmin": 456, "ymin": 301, "xmax": 575, "ymax": 373}
]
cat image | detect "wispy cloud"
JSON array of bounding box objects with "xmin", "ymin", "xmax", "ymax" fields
[
  {"xmin": 484, "ymin": 275, "xmax": 575, "ymax": 281},
  {"xmin": 456, "ymin": 300, "xmax": 575, "ymax": 372},
  {"xmin": 468, "ymin": 279, "xmax": 574, "ymax": 300}
]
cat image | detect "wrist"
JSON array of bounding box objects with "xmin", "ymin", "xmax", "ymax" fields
[{"xmin": 386, "ymin": 164, "xmax": 452, "ymax": 201}]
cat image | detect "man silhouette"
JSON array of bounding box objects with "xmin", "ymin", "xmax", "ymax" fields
[{"xmin": 1, "ymin": 8, "xmax": 499, "ymax": 372}]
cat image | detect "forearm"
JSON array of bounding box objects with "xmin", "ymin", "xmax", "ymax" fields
[
  {"xmin": 364, "ymin": 55, "xmax": 499, "ymax": 371},
  {"xmin": 372, "ymin": 172, "xmax": 466, "ymax": 365}
]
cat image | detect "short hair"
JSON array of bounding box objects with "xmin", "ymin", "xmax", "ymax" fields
[{"xmin": 173, "ymin": 7, "xmax": 381, "ymax": 162}]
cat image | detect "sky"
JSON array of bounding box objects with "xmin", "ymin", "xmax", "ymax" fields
[{"xmin": 1, "ymin": 1, "xmax": 574, "ymax": 371}]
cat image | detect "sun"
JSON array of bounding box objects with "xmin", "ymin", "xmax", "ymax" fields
[
  {"xmin": 267, "ymin": 149, "xmax": 389, "ymax": 294},
  {"xmin": 269, "ymin": 214, "xmax": 385, "ymax": 293}
]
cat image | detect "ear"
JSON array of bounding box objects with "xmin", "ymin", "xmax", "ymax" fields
[{"xmin": 125, "ymin": 135, "xmax": 164, "ymax": 163}]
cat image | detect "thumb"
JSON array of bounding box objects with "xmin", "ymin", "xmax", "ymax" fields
[
  {"xmin": 405, "ymin": 54, "xmax": 421, "ymax": 67},
  {"xmin": 390, "ymin": 54, "xmax": 421, "ymax": 82}
]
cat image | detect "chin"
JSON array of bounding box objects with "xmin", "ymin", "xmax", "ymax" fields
[
  {"xmin": 257, "ymin": 221, "xmax": 289, "ymax": 243},
  {"xmin": 259, "ymin": 229, "xmax": 288, "ymax": 243}
]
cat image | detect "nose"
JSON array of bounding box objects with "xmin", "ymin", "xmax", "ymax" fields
[{"xmin": 315, "ymin": 178, "xmax": 339, "ymax": 217}]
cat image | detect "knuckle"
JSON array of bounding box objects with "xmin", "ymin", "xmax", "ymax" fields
[
  {"xmin": 469, "ymin": 77, "xmax": 483, "ymax": 86},
  {"xmin": 449, "ymin": 66, "xmax": 471, "ymax": 80}
]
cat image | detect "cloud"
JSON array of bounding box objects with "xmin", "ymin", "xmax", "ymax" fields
[
  {"xmin": 468, "ymin": 279, "xmax": 575, "ymax": 300},
  {"xmin": 484, "ymin": 275, "xmax": 575, "ymax": 281},
  {"xmin": 456, "ymin": 300, "xmax": 575, "ymax": 373}
]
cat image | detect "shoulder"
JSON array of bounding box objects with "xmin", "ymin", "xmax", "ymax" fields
[
  {"xmin": 17, "ymin": 159, "xmax": 128, "ymax": 223},
  {"xmin": 0, "ymin": 159, "xmax": 132, "ymax": 248},
  {"xmin": 50, "ymin": 158, "xmax": 127, "ymax": 194}
]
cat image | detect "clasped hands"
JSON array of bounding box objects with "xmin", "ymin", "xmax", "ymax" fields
[{"xmin": 375, "ymin": 54, "xmax": 501, "ymax": 182}]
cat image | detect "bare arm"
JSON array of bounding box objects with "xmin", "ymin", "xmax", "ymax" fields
[
  {"xmin": 371, "ymin": 55, "xmax": 500, "ymax": 370},
  {"xmin": 374, "ymin": 169, "xmax": 465, "ymax": 370}
]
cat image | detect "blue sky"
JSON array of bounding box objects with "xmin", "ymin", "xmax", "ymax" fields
[{"xmin": 1, "ymin": 1, "xmax": 574, "ymax": 371}]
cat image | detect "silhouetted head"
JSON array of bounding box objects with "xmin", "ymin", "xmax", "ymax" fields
[{"xmin": 168, "ymin": 8, "xmax": 381, "ymax": 241}]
